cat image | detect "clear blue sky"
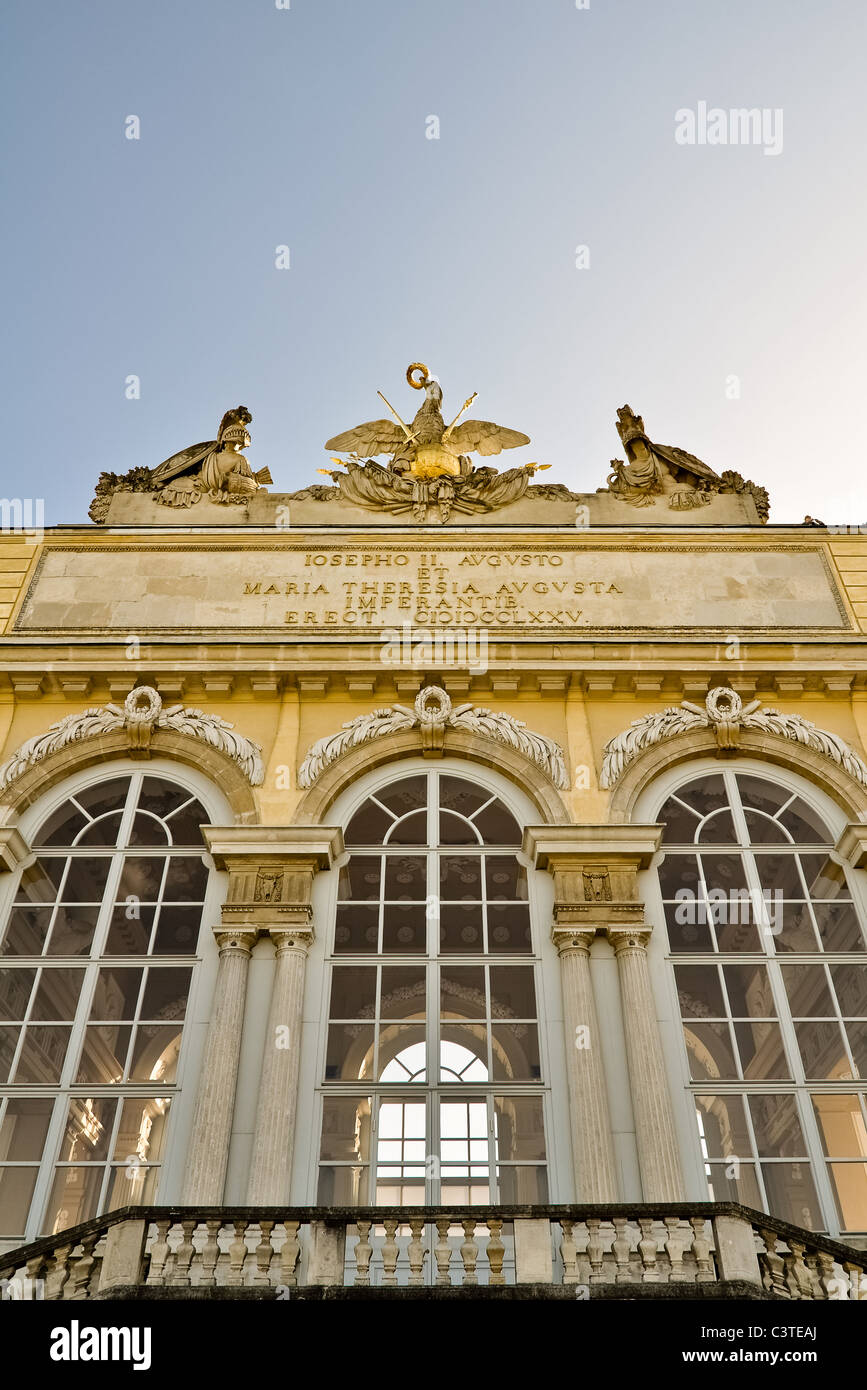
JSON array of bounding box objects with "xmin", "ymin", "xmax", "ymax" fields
[{"xmin": 3, "ymin": 0, "xmax": 865, "ymax": 524}]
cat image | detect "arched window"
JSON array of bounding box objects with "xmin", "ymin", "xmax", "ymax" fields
[
  {"xmin": 0, "ymin": 770, "xmax": 214, "ymax": 1241},
  {"xmin": 317, "ymin": 770, "xmax": 549, "ymax": 1207},
  {"xmin": 653, "ymin": 766, "xmax": 867, "ymax": 1236}
]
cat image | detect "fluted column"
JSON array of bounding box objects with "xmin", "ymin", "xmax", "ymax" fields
[
  {"xmin": 182, "ymin": 928, "xmax": 257, "ymax": 1203},
  {"xmin": 553, "ymin": 927, "xmax": 618, "ymax": 1201},
  {"xmin": 607, "ymin": 927, "xmax": 684, "ymax": 1200},
  {"xmin": 246, "ymin": 926, "xmax": 313, "ymax": 1203}
]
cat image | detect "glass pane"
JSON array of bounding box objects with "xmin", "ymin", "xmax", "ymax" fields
[
  {"xmin": 440, "ymin": 777, "xmax": 491, "ymax": 818},
  {"xmin": 41, "ymin": 1166, "xmax": 104, "ymax": 1234},
  {"xmin": 438, "ymin": 810, "xmax": 481, "ymax": 846},
  {"xmin": 761, "ymin": 1163, "xmax": 822, "ymax": 1229},
  {"xmin": 799, "ymin": 856, "xmax": 850, "ymax": 900},
  {"xmin": 375, "ymin": 777, "xmax": 427, "ymax": 817},
  {"xmin": 29, "ymin": 968, "xmax": 85, "ymax": 1022},
  {"xmin": 440, "ymin": 856, "xmax": 482, "ymax": 899},
  {"xmin": 811, "ymin": 1094, "xmax": 867, "ymax": 1158},
  {"xmin": 161, "ymin": 799, "xmax": 208, "ymax": 847},
  {"xmin": 75, "ymin": 779, "xmax": 130, "ymax": 820},
  {"xmin": 753, "ymin": 855, "xmax": 804, "ymax": 896},
  {"xmin": 700, "ymin": 854, "xmax": 748, "ymax": 895},
  {"xmin": 704, "ymin": 1161, "xmax": 762, "ymax": 1208},
  {"xmin": 61, "ymin": 858, "xmax": 111, "ymax": 901},
  {"xmin": 472, "ymin": 801, "xmax": 521, "ymax": 847},
  {"xmin": 772, "ymin": 903, "xmax": 819, "ymax": 953},
  {"xmin": 844, "ymin": 1022, "xmax": 867, "ymax": 1079},
  {"xmin": 317, "ymin": 1166, "xmax": 368, "ymax": 1204},
  {"xmin": 440, "ymin": 1026, "xmax": 488, "ymax": 1081},
  {"xmin": 329, "ymin": 967, "xmax": 377, "ymax": 1019},
  {"xmin": 128, "ymin": 1024, "xmax": 182, "ymax": 1083},
  {"xmin": 345, "ymin": 799, "xmax": 394, "ymax": 846},
  {"xmin": 58, "ymin": 1097, "xmax": 117, "ymax": 1163},
  {"xmin": 780, "ymin": 965, "xmax": 835, "ymax": 1018},
  {"xmin": 827, "ymin": 1163, "xmax": 867, "ymax": 1231},
  {"xmin": 383, "ymin": 856, "xmax": 426, "ymax": 900},
  {"xmin": 491, "ymin": 1023, "xmax": 540, "ymax": 1082},
  {"xmin": 129, "ymin": 814, "xmax": 174, "ymax": 849},
  {"xmin": 1, "ymin": 906, "xmax": 52, "ymax": 955},
  {"xmin": 151, "ymin": 905, "xmax": 202, "ymax": 955},
  {"xmin": 89, "ymin": 968, "xmax": 143, "ymax": 1021},
  {"xmin": 695, "ymin": 809, "xmax": 738, "ymax": 844},
  {"xmin": 117, "ymin": 857, "xmax": 166, "ymax": 902},
  {"xmin": 45, "ymin": 905, "xmax": 100, "ymax": 956},
  {"xmin": 334, "ymin": 905, "xmax": 379, "ymax": 953},
  {"xmin": 0, "ymin": 967, "xmax": 36, "ymax": 1020},
  {"xmin": 138, "ymin": 777, "xmax": 194, "ymax": 818},
  {"xmin": 75, "ymin": 1025, "xmax": 131, "ymax": 1083},
  {"xmin": 489, "ymin": 966, "xmax": 536, "ymax": 1019},
  {"xmin": 139, "ymin": 968, "xmax": 192, "ymax": 1018},
  {"xmin": 439, "ymin": 903, "xmax": 483, "ymax": 954},
  {"xmin": 13, "ymin": 1027, "xmax": 71, "ymax": 1083},
  {"xmin": 657, "ymin": 852, "xmax": 700, "ymax": 899},
  {"xmin": 485, "ymin": 857, "xmax": 527, "ymax": 901},
  {"xmin": 658, "ymin": 796, "xmax": 701, "ymax": 845},
  {"xmin": 487, "ymin": 904, "xmax": 532, "ymax": 954},
  {"xmin": 161, "ymin": 858, "xmax": 208, "ymax": 900},
  {"xmin": 778, "ymin": 798, "xmax": 833, "ymax": 844},
  {"xmin": 104, "ymin": 905, "xmax": 154, "ymax": 955},
  {"xmin": 380, "ymin": 966, "xmax": 425, "ymax": 1019},
  {"xmin": 497, "ymin": 1166, "xmax": 548, "ymax": 1202},
  {"xmin": 0, "ymin": 1028, "xmax": 17, "ymax": 1081},
  {"xmin": 76, "ymin": 813, "xmax": 124, "ymax": 847},
  {"xmin": 379, "ymin": 1030, "xmax": 427, "ymax": 1082},
  {"xmin": 0, "ymin": 1097, "xmax": 54, "ymax": 1160},
  {"xmin": 104, "ymin": 1163, "xmax": 159, "ymax": 1210},
  {"xmin": 15, "ymin": 858, "xmax": 64, "ymax": 903},
  {"xmin": 664, "ymin": 900, "xmax": 714, "ymax": 953},
  {"xmin": 0, "ymin": 1168, "xmax": 39, "ymax": 1236},
  {"xmin": 441, "ymin": 966, "xmax": 486, "ymax": 1019},
  {"xmin": 830, "ymin": 964, "xmax": 867, "ymax": 1018},
  {"xmin": 386, "ymin": 810, "xmax": 428, "ymax": 846},
  {"xmin": 723, "ymin": 963, "xmax": 776, "ymax": 1018},
  {"xmin": 748, "ymin": 1094, "xmax": 807, "ymax": 1156},
  {"xmin": 742, "ymin": 810, "xmax": 790, "ymax": 845},
  {"xmin": 34, "ymin": 801, "xmax": 88, "ymax": 847},
  {"xmin": 494, "ymin": 1095, "xmax": 546, "ymax": 1161},
  {"xmin": 813, "ymin": 904, "xmax": 865, "ymax": 952},
  {"xmin": 695, "ymin": 1094, "xmax": 751, "ymax": 1158},
  {"xmin": 735, "ymin": 1021, "xmax": 790, "ymax": 1079},
  {"xmin": 325, "ymin": 1024, "xmax": 375, "ymax": 1082},
  {"xmin": 683, "ymin": 1023, "xmax": 737, "ymax": 1081},
  {"xmin": 319, "ymin": 1096, "xmax": 372, "ymax": 1161},
  {"xmin": 382, "ymin": 904, "xmax": 427, "ymax": 954},
  {"xmin": 794, "ymin": 1021, "xmax": 852, "ymax": 1080},
  {"xmin": 736, "ymin": 775, "xmax": 791, "ymax": 816},
  {"xmin": 675, "ymin": 965, "xmax": 724, "ymax": 1018}
]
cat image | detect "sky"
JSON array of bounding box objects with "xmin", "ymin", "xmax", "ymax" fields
[{"xmin": 3, "ymin": 0, "xmax": 866, "ymax": 526}]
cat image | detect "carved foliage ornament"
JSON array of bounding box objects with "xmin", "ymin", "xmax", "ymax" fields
[
  {"xmin": 600, "ymin": 686, "xmax": 867, "ymax": 789},
  {"xmin": 297, "ymin": 685, "xmax": 568, "ymax": 790},
  {"xmin": 0, "ymin": 686, "xmax": 265, "ymax": 793}
]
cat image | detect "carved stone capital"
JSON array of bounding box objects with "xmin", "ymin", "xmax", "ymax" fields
[
  {"xmin": 524, "ymin": 824, "xmax": 662, "ymax": 930},
  {"xmin": 271, "ymin": 926, "xmax": 315, "ymax": 955},
  {"xmin": 203, "ymin": 824, "xmax": 343, "ymax": 931},
  {"xmin": 551, "ymin": 925, "xmax": 597, "ymax": 956},
  {"xmin": 213, "ymin": 928, "xmax": 259, "ymax": 956},
  {"xmin": 605, "ymin": 925, "xmax": 653, "ymax": 955}
]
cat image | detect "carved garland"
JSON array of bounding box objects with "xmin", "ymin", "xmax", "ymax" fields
[
  {"xmin": 297, "ymin": 685, "xmax": 569, "ymax": 790},
  {"xmin": 600, "ymin": 686, "xmax": 867, "ymax": 790},
  {"xmin": 0, "ymin": 686, "xmax": 265, "ymax": 793}
]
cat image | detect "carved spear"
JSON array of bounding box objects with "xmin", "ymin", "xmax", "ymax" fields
[
  {"xmin": 377, "ymin": 391, "xmax": 418, "ymax": 443},
  {"xmin": 441, "ymin": 392, "xmax": 478, "ymax": 443}
]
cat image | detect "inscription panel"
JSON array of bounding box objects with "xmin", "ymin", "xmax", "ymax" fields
[{"xmin": 15, "ymin": 542, "xmax": 849, "ymax": 634}]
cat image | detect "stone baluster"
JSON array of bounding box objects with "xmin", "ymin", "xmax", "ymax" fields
[
  {"xmin": 44, "ymin": 1243, "xmax": 74, "ymax": 1300},
  {"xmin": 407, "ymin": 1218, "xmax": 427, "ymax": 1286},
  {"xmin": 434, "ymin": 1218, "xmax": 452, "ymax": 1285},
  {"xmin": 280, "ymin": 1221, "xmax": 301, "ymax": 1288},
  {"xmin": 381, "ymin": 1219, "xmax": 400, "ymax": 1285},
  {"xmin": 607, "ymin": 928, "xmax": 685, "ymax": 1201},
  {"xmin": 145, "ymin": 1221, "xmax": 171, "ymax": 1286},
  {"xmin": 199, "ymin": 1219, "xmax": 222, "ymax": 1287},
  {"xmin": 559, "ymin": 1219, "xmax": 579, "ymax": 1283},
  {"xmin": 182, "ymin": 930, "xmax": 258, "ymax": 1204},
  {"xmin": 170, "ymin": 1219, "xmax": 197, "ymax": 1286},
  {"xmin": 663, "ymin": 1217, "xmax": 687, "ymax": 1283},
  {"xmin": 353, "ymin": 1221, "xmax": 373, "ymax": 1286},
  {"xmin": 25, "ymin": 1252, "xmax": 47, "ymax": 1299},
  {"xmin": 486, "ymin": 1219, "xmax": 505, "ymax": 1286},
  {"xmin": 253, "ymin": 1221, "xmax": 276, "ymax": 1286},
  {"xmin": 816, "ymin": 1249, "xmax": 837, "ymax": 1299},
  {"xmin": 690, "ymin": 1216, "xmax": 714, "ymax": 1282},
  {"xmin": 784, "ymin": 1240, "xmax": 813, "ymax": 1300},
  {"xmin": 758, "ymin": 1228, "xmax": 789, "ymax": 1298},
  {"xmin": 612, "ymin": 1216, "xmax": 632, "ymax": 1282},
  {"xmin": 637, "ymin": 1218, "xmax": 659, "ymax": 1282},
  {"xmin": 459, "ymin": 1219, "xmax": 479, "ymax": 1286},
  {"xmin": 843, "ymin": 1260, "xmax": 866, "ymax": 1300},
  {"xmin": 585, "ymin": 1217, "xmax": 604, "ymax": 1282},
  {"xmin": 226, "ymin": 1219, "xmax": 250, "ymax": 1287},
  {"xmin": 66, "ymin": 1231, "xmax": 100, "ymax": 1300}
]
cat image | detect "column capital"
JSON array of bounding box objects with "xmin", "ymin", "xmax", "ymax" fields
[
  {"xmin": 0, "ymin": 826, "xmax": 32, "ymax": 874},
  {"xmin": 271, "ymin": 926, "xmax": 315, "ymax": 955},
  {"xmin": 213, "ymin": 928, "xmax": 259, "ymax": 956},
  {"xmin": 835, "ymin": 822, "xmax": 867, "ymax": 869},
  {"xmin": 605, "ymin": 925, "xmax": 653, "ymax": 954},
  {"xmin": 551, "ymin": 925, "xmax": 596, "ymax": 956},
  {"xmin": 202, "ymin": 824, "xmax": 343, "ymax": 934}
]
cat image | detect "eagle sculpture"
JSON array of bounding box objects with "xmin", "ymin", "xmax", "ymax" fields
[{"xmin": 324, "ymin": 362, "xmax": 530, "ymax": 479}]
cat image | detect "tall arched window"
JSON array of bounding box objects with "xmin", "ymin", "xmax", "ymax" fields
[
  {"xmin": 0, "ymin": 770, "xmax": 213, "ymax": 1241},
  {"xmin": 653, "ymin": 766, "xmax": 867, "ymax": 1236},
  {"xmin": 317, "ymin": 770, "xmax": 549, "ymax": 1206}
]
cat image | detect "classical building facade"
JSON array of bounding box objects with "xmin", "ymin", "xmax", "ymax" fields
[{"xmin": 1, "ymin": 377, "xmax": 865, "ymax": 1297}]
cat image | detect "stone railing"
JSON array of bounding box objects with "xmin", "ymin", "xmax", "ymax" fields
[{"xmin": 1, "ymin": 1204, "xmax": 865, "ymax": 1299}]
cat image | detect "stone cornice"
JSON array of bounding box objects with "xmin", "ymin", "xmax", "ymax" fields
[
  {"xmin": 0, "ymin": 826, "xmax": 32, "ymax": 873},
  {"xmin": 834, "ymin": 822, "xmax": 867, "ymax": 869},
  {"xmin": 523, "ymin": 824, "xmax": 663, "ymax": 870}
]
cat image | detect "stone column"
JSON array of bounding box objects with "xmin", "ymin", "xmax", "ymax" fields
[
  {"xmin": 552, "ymin": 926, "xmax": 618, "ymax": 1201},
  {"xmin": 607, "ymin": 926, "xmax": 684, "ymax": 1201},
  {"xmin": 246, "ymin": 925, "xmax": 313, "ymax": 1204},
  {"xmin": 182, "ymin": 927, "xmax": 258, "ymax": 1204}
]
